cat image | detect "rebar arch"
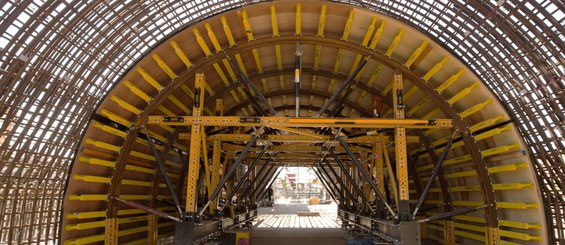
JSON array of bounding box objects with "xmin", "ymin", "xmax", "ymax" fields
[{"xmin": 0, "ymin": 0, "xmax": 562, "ymax": 244}]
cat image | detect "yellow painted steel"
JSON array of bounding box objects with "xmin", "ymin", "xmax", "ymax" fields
[
  {"xmin": 69, "ymin": 194, "xmax": 171, "ymax": 201},
  {"xmin": 429, "ymin": 182, "xmax": 533, "ymax": 192},
  {"xmin": 84, "ymin": 139, "xmax": 181, "ymax": 168},
  {"xmin": 405, "ymin": 40, "xmax": 429, "ymax": 68},
  {"xmin": 241, "ymin": 10, "xmax": 254, "ymax": 40},
  {"xmin": 170, "ymin": 41, "xmax": 193, "ymax": 68},
  {"xmin": 193, "ymin": 28, "xmax": 212, "ymax": 56},
  {"xmin": 444, "ymin": 220, "xmax": 455, "ymax": 245},
  {"xmin": 392, "ymin": 73, "xmax": 409, "ymax": 201},
  {"xmin": 66, "ymin": 226, "xmax": 151, "ymax": 245},
  {"xmin": 148, "ymin": 214, "xmax": 158, "ymax": 245},
  {"xmin": 123, "ymin": 80, "xmax": 151, "ymax": 102},
  {"xmin": 110, "ymin": 95, "xmax": 141, "ymax": 115},
  {"xmin": 221, "ymin": 16, "xmax": 236, "ymax": 47},
  {"xmin": 486, "ymin": 226, "xmax": 500, "ymax": 245},
  {"xmin": 67, "ymin": 207, "xmax": 174, "ymax": 220},
  {"xmin": 211, "ymin": 141, "xmax": 221, "ymax": 213},
  {"xmin": 460, "ymin": 98, "xmax": 493, "ymax": 118},
  {"xmin": 168, "ymin": 95, "xmax": 190, "ymax": 114},
  {"xmin": 186, "ymin": 73, "xmax": 206, "ymax": 212},
  {"xmin": 135, "ymin": 67, "xmax": 162, "ymax": 91},
  {"xmin": 73, "ymin": 174, "xmax": 166, "ymax": 188},
  {"xmin": 342, "ymin": 9, "xmax": 355, "ymax": 41},
  {"xmin": 386, "ymin": 29, "xmax": 404, "ymax": 57},
  {"xmin": 148, "ymin": 115, "xmax": 452, "ymax": 129},
  {"xmin": 469, "ymin": 114, "xmax": 505, "ymax": 132},
  {"xmin": 451, "ymin": 214, "xmax": 542, "ymax": 230},
  {"xmin": 447, "ymin": 82, "xmax": 479, "ymax": 104},
  {"xmin": 445, "ymin": 162, "xmax": 528, "ymax": 179},
  {"xmin": 202, "ymin": 132, "xmax": 212, "ymax": 200},
  {"xmin": 437, "ymin": 69, "xmax": 465, "ymax": 93},
  {"xmin": 201, "ymin": 133, "xmax": 418, "ymax": 144},
  {"xmin": 100, "ymin": 109, "xmax": 131, "ymax": 127},
  {"xmin": 66, "ymin": 214, "xmax": 149, "ymax": 231},
  {"xmin": 152, "ymin": 53, "xmax": 176, "ymax": 79},
  {"xmin": 381, "ymin": 135, "xmax": 399, "ymax": 208},
  {"xmin": 79, "ymin": 156, "xmax": 154, "ymax": 174},
  {"xmin": 104, "ymin": 218, "xmax": 118, "ymax": 245},
  {"xmin": 362, "ymin": 17, "xmax": 378, "ymax": 47},
  {"xmin": 374, "ymin": 141, "xmax": 385, "ymax": 194},
  {"xmin": 205, "ymin": 22, "xmax": 222, "ymax": 52},
  {"xmin": 180, "ymin": 84, "xmax": 195, "ymax": 99},
  {"xmin": 270, "ymin": 5, "xmax": 279, "ymax": 36},
  {"xmin": 422, "ymin": 57, "xmax": 448, "ymax": 81},
  {"xmin": 417, "ymin": 143, "xmax": 521, "ymax": 171},
  {"xmin": 369, "ymin": 20, "xmax": 386, "ymax": 49},
  {"xmin": 317, "ymin": 5, "xmax": 327, "ymax": 36},
  {"xmin": 295, "ymin": 4, "xmax": 302, "ymax": 36}
]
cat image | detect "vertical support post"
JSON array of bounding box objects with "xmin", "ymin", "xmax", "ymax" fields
[
  {"xmin": 186, "ymin": 73, "xmax": 206, "ymax": 213},
  {"xmin": 487, "ymin": 226, "xmax": 500, "ymax": 245},
  {"xmin": 201, "ymin": 132, "xmax": 212, "ymax": 206},
  {"xmin": 374, "ymin": 141, "xmax": 386, "ymax": 218},
  {"xmin": 381, "ymin": 135, "xmax": 399, "ymax": 209},
  {"xmin": 210, "ymin": 141, "xmax": 221, "ymax": 213},
  {"xmin": 363, "ymin": 153, "xmax": 371, "ymax": 213},
  {"xmin": 104, "ymin": 218, "xmax": 118, "ymax": 245},
  {"xmin": 295, "ymin": 41, "xmax": 303, "ymax": 117},
  {"xmin": 148, "ymin": 214, "xmax": 158, "ymax": 245},
  {"xmin": 393, "ymin": 71, "xmax": 410, "ymax": 221},
  {"xmin": 444, "ymin": 220, "xmax": 455, "ymax": 244}
]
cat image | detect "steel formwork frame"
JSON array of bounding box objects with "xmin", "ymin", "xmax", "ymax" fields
[{"xmin": 0, "ymin": 0, "xmax": 562, "ymax": 244}]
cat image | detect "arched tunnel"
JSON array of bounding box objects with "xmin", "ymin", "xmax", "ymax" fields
[{"xmin": 0, "ymin": 1, "xmax": 563, "ymax": 245}]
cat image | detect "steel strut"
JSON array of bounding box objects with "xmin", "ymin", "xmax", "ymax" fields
[
  {"xmin": 413, "ymin": 130, "xmax": 458, "ymax": 217},
  {"xmin": 251, "ymin": 161, "xmax": 278, "ymax": 201},
  {"xmin": 237, "ymin": 157, "xmax": 273, "ymax": 205},
  {"xmin": 334, "ymin": 136, "xmax": 397, "ymax": 218},
  {"xmin": 318, "ymin": 158, "xmax": 358, "ymax": 208},
  {"xmin": 325, "ymin": 152, "xmax": 373, "ymax": 213},
  {"xmin": 220, "ymin": 146, "xmax": 268, "ymax": 211},
  {"xmin": 316, "ymin": 56, "xmax": 369, "ymax": 117},
  {"xmin": 227, "ymin": 55, "xmax": 277, "ymax": 115},
  {"xmin": 313, "ymin": 168, "xmax": 339, "ymax": 203},
  {"xmin": 257, "ymin": 168, "xmax": 283, "ymax": 199},
  {"xmin": 199, "ymin": 126, "xmax": 264, "ymax": 216},
  {"xmin": 144, "ymin": 127, "xmax": 184, "ymax": 216}
]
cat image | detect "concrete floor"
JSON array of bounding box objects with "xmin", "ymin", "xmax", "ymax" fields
[{"xmin": 249, "ymin": 203, "xmax": 351, "ymax": 245}]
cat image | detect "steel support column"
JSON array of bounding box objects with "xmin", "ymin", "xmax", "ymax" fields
[{"xmin": 393, "ymin": 71, "xmax": 411, "ymax": 221}]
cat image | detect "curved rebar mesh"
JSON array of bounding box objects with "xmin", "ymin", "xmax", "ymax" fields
[{"xmin": 0, "ymin": 0, "xmax": 562, "ymax": 243}]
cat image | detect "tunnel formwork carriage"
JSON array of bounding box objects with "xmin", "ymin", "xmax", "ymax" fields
[
  {"xmin": 61, "ymin": 1, "xmax": 550, "ymax": 244},
  {"xmin": 0, "ymin": 0, "xmax": 562, "ymax": 245}
]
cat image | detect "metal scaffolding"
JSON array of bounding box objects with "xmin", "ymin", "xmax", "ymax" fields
[{"xmin": 0, "ymin": 0, "xmax": 562, "ymax": 244}]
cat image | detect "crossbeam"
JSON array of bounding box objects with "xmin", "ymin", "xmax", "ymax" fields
[{"xmin": 148, "ymin": 116, "xmax": 452, "ymax": 129}]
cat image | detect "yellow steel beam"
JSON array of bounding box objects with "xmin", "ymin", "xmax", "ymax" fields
[
  {"xmin": 393, "ymin": 72, "xmax": 409, "ymax": 203},
  {"xmin": 374, "ymin": 141, "xmax": 385, "ymax": 194},
  {"xmin": 148, "ymin": 214, "xmax": 158, "ymax": 245},
  {"xmin": 186, "ymin": 73, "xmax": 206, "ymax": 212},
  {"xmin": 405, "ymin": 40, "xmax": 429, "ymax": 68},
  {"xmin": 381, "ymin": 135, "xmax": 399, "ymax": 208},
  {"xmin": 148, "ymin": 116, "xmax": 452, "ymax": 129},
  {"xmin": 211, "ymin": 141, "xmax": 221, "ymax": 213},
  {"xmin": 104, "ymin": 218, "xmax": 118, "ymax": 245},
  {"xmin": 295, "ymin": 4, "xmax": 302, "ymax": 36},
  {"xmin": 152, "ymin": 53, "xmax": 176, "ymax": 79},
  {"xmin": 202, "ymin": 133, "xmax": 420, "ymax": 143},
  {"xmin": 417, "ymin": 143, "xmax": 521, "ymax": 171},
  {"xmin": 422, "ymin": 57, "xmax": 448, "ymax": 81},
  {"xmin": 170, "ymin": 41, "xmax": 193, "ymax": 68}
]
